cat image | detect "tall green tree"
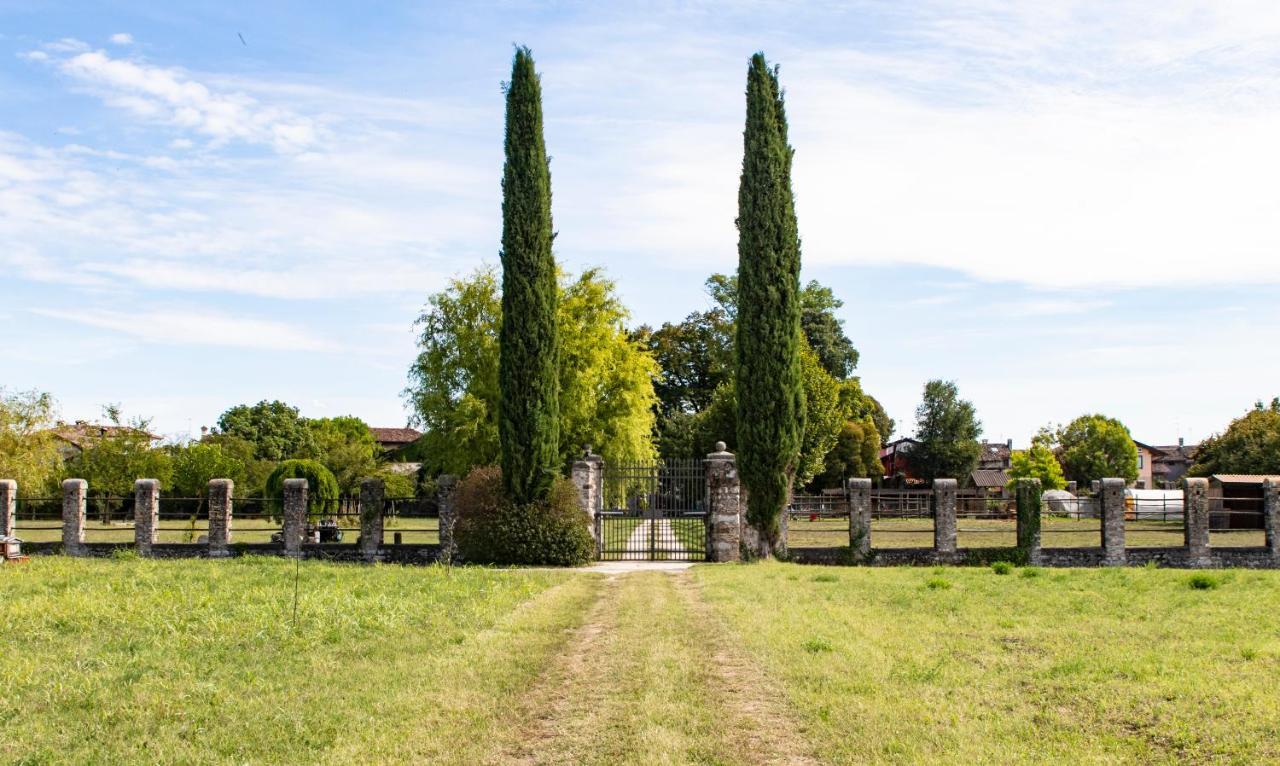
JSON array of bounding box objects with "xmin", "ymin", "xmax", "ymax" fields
[
  {"xmin": 735, "ymin": 53, "xmax": 805, "ymax": 555},
  {"xmin": 1191, "ymin": 398, "xmax": 1280, "ymax": 477},
  {"xmin": 1051, "ymin": 414, "xmax": 1139, "ymax": 485},
  {"xmin": 815, "ymin": 416, "xmax": 882, "ymax": 489},
  {"xmin": 0, "ymin": 388, "xmax": 63, "ymax": 495},
  {"xmin": 1008, "ymin": 433, "xmax": 1067, "ymax": 491},
  {"xmin": 307, "ymin": 416, "xmax": 380, "ymax": 494},
  {"xmin": 912, "ymin": 380, "xmax": 983, "ymax": 482},
  {"xmin": 499, "ymin": 46, "xmax": 560, "ymax": 505},
  {"xmin": 216, "ymin": 400, "xmax": 314, "ymax": 462},
  {"xmin": 405, "ymin": 266, "xmax": 657, "ymax": 477}
]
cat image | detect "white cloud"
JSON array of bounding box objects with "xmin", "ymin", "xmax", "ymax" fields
[
  {"xmin": 108, "ymin": 33, "xmax": 134, "ymax": 46},
  {"xmin": 32, "ymin": 307, "xmax": 335, "ymax": 351},
  {"xmin": 34, "ymin": 47, "xmax": 320, "ymax": 153}
]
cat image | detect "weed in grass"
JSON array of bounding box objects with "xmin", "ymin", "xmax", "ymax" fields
[
  {"xmin": 1188, "ymin": 573, "xmax": 1221, "ymax": 590},
  {"xmin": 1020, "ymin": 567, "xmax": 1043, "ymax": 578},
  {"xmin": 1144, "ymin": 560, "xmax": 1159, "ymax": 570},
  {"xmin": 991, "ymin": 561, "xmax": 1013, "ymax": 575},
  {"xmin": 803, "ymin": 637, "xmax": 834, "ymax": 653},
  {"xmin": 1240, "ymin": 647, "xmax": 1259, "ymax": 661},
  {"xmin": 924, "ymin": 576, "xmax": 952, "ymax": 590},
  {"xmin": 110, "ymin": 548, "xmax": 139, "ymax": 561},
  {"xmin": 812, "ymin": 573, "xmax": 838, "ymax": 583}
]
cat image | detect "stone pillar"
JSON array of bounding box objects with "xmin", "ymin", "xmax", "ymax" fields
[
  {"xmin": 1183, "ymin": 477, "xmax": 1210, "ymax": 565},
  {"xmin": 62, "ymin": 478, "xmax": 87, "ymax": 556},
  {"xmin": 847, "ymin": 478, "xmax": 872, "ymax": 563},
  {"xmin": 282, "ymin": 478, "xmax": 308, "ymax": 558},
  {"xmin": 1100, "ymin": 477, "xmax": 1126, "ymax": 566},
  {"xmin": 1014, "ymin": 478, "xmax": 1042, "ymax": 564},
  {"xmin": 0, "ymin": 480, "xmax": 15, "ymax": 538},
  {"xmin": 437, "ymin": 474, "xmax": 458, "ymax": 564},
  {"xmin": 207, "ymin": 479, "xmax": 233, "ymax": 557},
  {"xmin": 571, "ymin": 446, "xmax": 604, "ymax": 543},
  {"xmin": 1264, "ymin": 479, "xmax": 1280, "ymax": 560},
  {"xmin": 933, "ymin": 479, "xmax": 957, "ymax": 554},
  {"xmin": 133, "ymin": 479, "xmax": 160, "ymax": 556},
  {"xmin": 705, "ymin": 442, "xmax": 741, "ymax": 562},
  {"xmin": 359, "ymin": 477, "xmax": 384, "ymax": 563}
]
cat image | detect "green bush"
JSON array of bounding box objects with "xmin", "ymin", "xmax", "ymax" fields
[
  {"xmin": 265, "ymin": 459, "xmax": 340, "ymax": 518},
  {"xmin": 1188, "ymin": 573, "xmax": 1221, "ymax": 590},
  {"xmin": 924, "ymin": 576, "xmax": 952, "ymax": 590},
  {"xmin": 991, "ymin": 561, "xmax": 1013, "ymax": 576},
  {"xmin": 453, "ymin": 465, "xmax": 594, "ymax": 566}
]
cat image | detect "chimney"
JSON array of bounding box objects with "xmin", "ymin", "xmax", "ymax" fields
[
  {"xmin": 1006, "ymin": 438, "xmax": 1013, "ymax": 449},
  {"xmin": 1178, "ymin": 437, "xmax": 1185, "ymax": 448}
]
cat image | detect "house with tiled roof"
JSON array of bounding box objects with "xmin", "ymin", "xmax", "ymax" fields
[
  {"xmin": 47, "ymin": 421, "xmax": 161, "ymax": 461},
  {"xmin": 371, "ymin": 427, "xmax": 422, "ymax": 458}
]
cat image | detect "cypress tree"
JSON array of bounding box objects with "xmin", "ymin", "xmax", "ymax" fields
[
  {"xmin": 499, "ymin": 47, "xmax": 560, "ymax": 505},
  {"xmin": 735, "ymin": 53, "xmax": 805, "ymax": 557}
]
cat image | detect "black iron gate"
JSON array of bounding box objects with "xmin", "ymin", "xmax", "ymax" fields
[{"xmin": 597, "ymin": 459, "xmax": 707, "ymax": 561}]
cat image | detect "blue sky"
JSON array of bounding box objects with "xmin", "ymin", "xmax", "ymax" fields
[{"xmin": 2, "ymin": 1, "xmax": 1279, "ymax": 446}]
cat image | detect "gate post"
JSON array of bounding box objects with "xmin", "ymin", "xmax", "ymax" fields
[
  {"xmin": 1264, "ymin": 479, "xmax": 1280, "ymax": 562},
  {"xmin": 134, "ymin": 479, "xmax": 160, "ymax": 557},
  {"xmin": 1015, "ymin": 478, "xmax": 1042, "ymax": 565},
  {"xmin": 359, "ymin": 477, "xmax": 384, "ymax": 563},
  {"xmin": 705, "ymin": 442, "xmax": 741, "ymax": 562},
  {"xmin": 1100, "ymin": 478, "xmax": 1126, "ymax": 566},
  {"xmin": 847, "ymin": 478, "xmax": 872, "ymax": 563},
  {"xmin": 933, "ymin": 479, "xmax": 958, "ymax": 555},
  {"xmin": 207, "ymin": 479, "xmax": 233, "ymax": 558},
  {"xmin": 1183, "ymin": 477, "xmax": 1210, "ymax": 566},
  {"xmin": 282, "ymin": 478, "xmax": 308, "ymax": 558},
  {"xmin": 62, "ymin": 479, "xmax": 87, "ymax": 556},
  {"xmin": 0, "ymin": 480, "xmax": 15, "ymax": 538},
  {"xmin": 571, "ymin": 446, "xmax": 603, "ymax": 547},
  {"xmin": 437, "ymin": 474, "xmax": 458, "ymax": 564}
]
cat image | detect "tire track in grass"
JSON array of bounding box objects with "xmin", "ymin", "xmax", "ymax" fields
[{"xmin": 496, "ymin": 571, "xmax": 818, "ymax": 766}]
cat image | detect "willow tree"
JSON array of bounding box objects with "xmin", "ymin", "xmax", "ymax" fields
[
  {"xmin": 734, "ymin": 53, "xmax": 805, "ymax": 557},
  {"xmin": 499, "ymin": 47, "xmax": 560, "ymax": 505}
]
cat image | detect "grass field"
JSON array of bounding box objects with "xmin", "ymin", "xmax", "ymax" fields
[{"xmin": 3, "ymin": 558, "xmax": 1279, "ymax": 764}]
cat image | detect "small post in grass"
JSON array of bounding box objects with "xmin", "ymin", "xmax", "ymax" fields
[
  {"xmin": 1100, "ymin": 477, "xmax": 1126, "ymax": 566},
  {"xmin": 282, "ymin": 478, "xmax": 308, "ymax": 558},
  {"xmin": 133, "ymin": 479, "xmax": 159, "ymax": 557},
  {"xmin": 1183, "ymin": 477, "xmax": 1210, "ymax": 566},
  {"xmin": 1264, "ymin": 479, "xmax": 1280, "ymax": 562},
  {"xmin": 932, "ymin": 479, "xmax": 957, "ymax": 555},
  {"xmin": 62, "ymin": 478, "xmax": 87, "ymax": 557},
  {"xmin": 847, "ymin": 477, "xmax": 871, "ymax": 563},
  {"xmin": 0, "ymin": 480, "xmax": 15, "ymax": 538},
  {"xmin": 359, "ymin": 477, "xmax": 384, "ymax": 564},
  {"xmin": 705, "ymin": 442, "xmax": 742, "ymax": 562},
  {"xmin": 437, "ymin": 474, "xmax": 458, "ymax": 564},
  {"xmin": 207, "ymin": 479, "xmax": 234, "ymax": 558},
  {"xmin": 1014, "ymin": 478, "xmax": 1042, "ymax": 565}
]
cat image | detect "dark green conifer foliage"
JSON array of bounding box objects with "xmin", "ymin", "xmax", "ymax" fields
[
  {"xmin": 499, "ymin": 47, "xmax": 560, "ymax": 505},
  {"xmin": 734, "ymin": 53, "xmax": 805, "ymax": 555}
]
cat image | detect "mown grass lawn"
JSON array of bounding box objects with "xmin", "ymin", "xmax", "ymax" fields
[
  {"xmin": 0, "ymin": 556, "xmax": 591, "ymax": 765},
  {"xmin": 695, "ymin": 562, "xmax": 1280, "ymax": 764},
  {"xmin": 5, "ymin": 557, "xmax": 1280, "ymax": 765}
]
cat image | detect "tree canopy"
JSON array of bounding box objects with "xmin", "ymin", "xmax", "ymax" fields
[
  {"xmin": 498, "ymin": 46, "xmax": 560, "ymax": 505},
  {"xmin": 911, "ymin": 380, "xmax": 983, "ymax": 482},
  {"xmin": 307, "ymin": 416, "xmax": 379, "ymax": 494},
  {"xmin": 405, "ymin": 266, "xmax": 658, "ymax": 477},
  {"xmin": 1054, "ymin": 414, "xmax": 1139, "ymax": 485},
  {"xmin": 170, "ymin": 442, "xmax": 246, "ymax": 498},
  {"xmin": 0, "ymin": 388, "xmax": 63, "ymax": 496},
  {"xmin": 1190, "ymin": 398, "xmax": 1280, "ymax": 477},
  {"xmin": 1008, "ymin": 434, "xmax": 1067, "ymax": 490},
  {"xmin": 216, "ymin": 400, "xmax": 315, "ymax": 462},
  {"xmin": 735, "ymin": 53, "xmax": 805, "ymax": 554},
  {"xmin": 265, "ymin": 459, "xmax": 340, "ymax": 517}
]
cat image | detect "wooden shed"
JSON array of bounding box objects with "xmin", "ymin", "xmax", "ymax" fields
[{"xmin": 1208, "ymin": 475, "xmax": 1277, "ymax": 530}]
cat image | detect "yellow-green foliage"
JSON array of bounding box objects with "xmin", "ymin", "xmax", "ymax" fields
[{"xmin": 0, "ymin": 388, "xmax": 63, "ymax": 495}]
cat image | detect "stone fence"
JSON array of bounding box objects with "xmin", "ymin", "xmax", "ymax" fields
[
  {"xmin": 7, "ymin": 466, "xmax": 1279, "ymax": 569},
  {"xmin": 4, "ymin": 477, "xmax": 444, "ymax": 564}
]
